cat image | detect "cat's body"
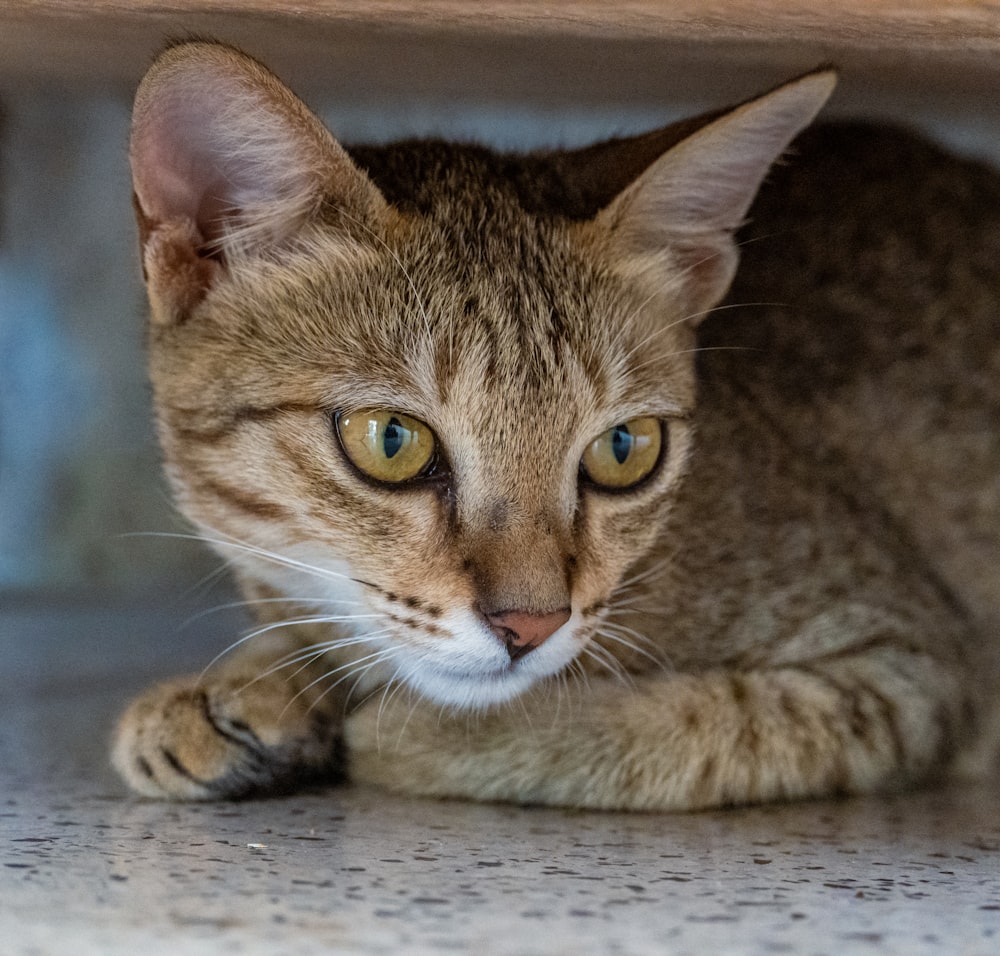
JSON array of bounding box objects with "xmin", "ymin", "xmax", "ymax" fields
[{"xmin": 113, "ymin": 43, "xmax": 999, "ymax": 809}]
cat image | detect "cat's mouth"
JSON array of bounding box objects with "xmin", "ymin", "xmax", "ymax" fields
[
  {"xmin": 396, "ymin": 614, "xmax": 581, "ymax": 710},
  {"xmin": 409, "ymin": 661, "xmax": 547, "ymax": 709},
  {"xmin": 436, "ymin": 662, "xmax": 514, "ymax": 683}
]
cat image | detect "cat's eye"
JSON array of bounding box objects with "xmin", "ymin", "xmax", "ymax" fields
[
  {"xmin": 581, "ymin": 417, "xmax": 663, "ymax": 490},
  {"xmin": 336, "ymin": 409, "xmax": 436, "ymax": 484}
]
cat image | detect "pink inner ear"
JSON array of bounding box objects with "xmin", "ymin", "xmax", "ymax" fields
[
  {"xmin": 131, "ymin": 87, "xmax": 239, "ymax": 246},
  {"xmin": 131, "ymin": 43, "xmax": 392, "ymax": 263}
]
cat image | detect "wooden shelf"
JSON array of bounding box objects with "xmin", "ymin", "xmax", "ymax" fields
[{"xmin": 3, "ymin": 2, "xmax": 1000, "ymax": 116}]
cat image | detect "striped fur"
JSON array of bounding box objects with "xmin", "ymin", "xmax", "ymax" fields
[{"xmin": 113, "ymin": 43, "xmax": 998, "ymax": 809}]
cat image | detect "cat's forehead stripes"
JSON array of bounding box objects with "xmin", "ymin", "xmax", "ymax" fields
[{"xmin": 348, "ymin": 142, "xmax": 621, "ymax": 387}]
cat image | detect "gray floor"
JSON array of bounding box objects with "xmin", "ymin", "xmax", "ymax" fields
[{"xmin": 3, "ymin": 599, "xmax": 1000, "ymax": 955}]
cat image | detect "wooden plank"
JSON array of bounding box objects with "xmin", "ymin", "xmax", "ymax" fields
[
  {"xmin": 5, "ymin": 0, "xmax": 1000, "ymax": 50},
  {"xmin": 2, "ymin": 1, "xmax": 999, "ymax": 117}
]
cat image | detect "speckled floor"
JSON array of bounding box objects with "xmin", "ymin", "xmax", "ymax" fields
[{"xmin": 4, "ymin": 599, "xmax": 1000, "ymax": 955}]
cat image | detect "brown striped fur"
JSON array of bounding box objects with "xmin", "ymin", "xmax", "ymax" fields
[{"xmin": 113, "ymin": 42, "xmax": 999, "ymax": 809}]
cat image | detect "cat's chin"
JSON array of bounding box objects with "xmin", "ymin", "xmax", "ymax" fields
[{"xmin": 404, "ymin": 657, "xmax": 559, "ymax": 711}]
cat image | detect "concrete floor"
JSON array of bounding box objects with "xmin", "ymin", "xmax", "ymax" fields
[{"xmin": 4, "ymin": 598, "xmax": 1000, "ymax": 955}]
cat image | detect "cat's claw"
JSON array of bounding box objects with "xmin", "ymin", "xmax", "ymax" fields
[{"xmin": 111, "ymin": 676, "xmax": 342, "ymax": 799}]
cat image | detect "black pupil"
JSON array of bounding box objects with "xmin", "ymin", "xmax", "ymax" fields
[
  {"xmin": 611, "ymin": 424, "xmax": 632, "ymax": 465},
  {"xmin": 383, "ymin": 417, "xmax": 404, "ymax": 459}
]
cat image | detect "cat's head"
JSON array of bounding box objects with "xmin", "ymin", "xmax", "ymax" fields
[{"xmin": 130, "ymin": 42, "xmax": 834, "ymax": 708}]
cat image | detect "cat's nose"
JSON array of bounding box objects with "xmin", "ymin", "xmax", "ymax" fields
[{"xmin": 487, "ymin": 608, "xmax": 571, "ymax": 662}]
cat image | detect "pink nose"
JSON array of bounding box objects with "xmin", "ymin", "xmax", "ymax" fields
[{"xmin": 487, "ymin": 608, "xmax": 571, "ymax": 662}]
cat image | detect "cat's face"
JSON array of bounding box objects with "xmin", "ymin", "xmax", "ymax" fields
[
  {"xmin": 131, "ymin": 42, "xmax": 833, "ymax": 709},
  {"xmin": 153, "ymin": 197, "xmax": 698, "ymax": 707}
]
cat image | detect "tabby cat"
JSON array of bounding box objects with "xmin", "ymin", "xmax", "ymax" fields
[{"xmin": 112, "ymin": 41, "xmax": 1000, "ymax": 809}]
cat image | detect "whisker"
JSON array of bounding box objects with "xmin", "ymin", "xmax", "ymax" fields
[
  {"xmin": 614, "ymin": 556, "xmax": 672, "ymax": 593},
  {"xmin": 198, "ymin": 613, "xmax": 382, "ymax": 680},
  {"xmin": 515, "ymin": 689, "xmax": 536, "ymax": 734},
  {"xmin": 281, "ymin": 645, "xmax": 404, "ymax": 718},
  {"xmin": 548, "ymin": 667, "xmax": 581, "ymax": 729},
  {"xmin": 598, "ymin": 604, "xmax": 662, "ymax": 641},
  {"xmin": 127, "ymin": 529, "xmax": 362, "ymax": 588},
  {"xmin": 581, "ymin": 643, "xmax": 634, "ymax": 688},
  {"xmin": 569, "ymin": 658, "xmax": 591, "ymax": 695},
  {"xmin": 594, "ymin": 625, "xmax": 670, "ymax": 672},
  {"xmin": 626, "ymin": 344, "xmax": 759, "ymax": 378},
  {"xmin": 392, "ymin": 678, "xmax": 428, "ymax": 749},
  {"xmin": 675, "ymin": 299, "xmax": 786, "ymax": 330},
  {"xmin": 603, "ymin": 587, "xmax": 650, "ymax": 611},
  {"xmin": 562, "ymin": 651, "xmax": 593, "ymax": 698},
  {"xmin": 181, "ymin": 563, "xmax": 235, "ymax": 604},
  {"xmin": 376, "ymin": 665, "xmax": 421, "ymax": 748},
  {"xmin": 250, "ymin": 628, "xmax": 398, "ymax": 685},
  {"xmin": 616, "ymin": 297, "xmax": 782, "ymax": 376},
  {"xmin": 119, "ymin": 529, "xmax": 237, "ymax": 604},
  {"xmin": 201, "ymin": 536, "xmax": 357, "ymax": 584},
  {"xmin": 609, "ymin": 283, "xmax": 674, "ymax": 353},
  {"xmin": 611, "ymin": 248, "xmax": 756, "ymax": 357},
  {"xmin": 347, "ymin": 659, "xmax": 406, "ymax": 713},
  {"xmin": 181, "ymin": 594, "xmax": 368, "ymax": 629}
]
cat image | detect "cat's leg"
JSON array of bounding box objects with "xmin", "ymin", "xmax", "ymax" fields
[
  {"xmin": 112, "ymin": 624, "xmax": 347, "ymax": 799},
  {"xmin": 345, "ymin": 635, "xmax": 972, "ymax": 811}
]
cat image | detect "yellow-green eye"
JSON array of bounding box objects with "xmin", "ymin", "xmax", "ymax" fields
[
  {"xmin": 581, "ymin": 417, "xmax": 662, "ymax": 489},
  {"xmin": 337, "ymin": 409, "xmax": 436, "ymax": 483}
]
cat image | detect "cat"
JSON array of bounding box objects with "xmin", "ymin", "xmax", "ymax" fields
[{"xmin": 112, "ymin": 40, "xmax": 1000, "ymax": 810}]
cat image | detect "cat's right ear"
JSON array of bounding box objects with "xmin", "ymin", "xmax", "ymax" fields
[
  {"xmin": 130, "ymin": 41, "xmax": 388, "ymax": 324},
  {"xmin": 593, "ymin": 70, "xmax": 836, "ymax": 321}
]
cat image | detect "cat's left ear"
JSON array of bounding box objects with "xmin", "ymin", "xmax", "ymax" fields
[{"xmin": 595, "ymin": 70, "xmax": 836, "ymax": 320}]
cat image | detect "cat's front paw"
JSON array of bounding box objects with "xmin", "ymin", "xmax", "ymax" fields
[{"xmin": 112, "ymin": 675, "xmax": 342, "ymax": 799}]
